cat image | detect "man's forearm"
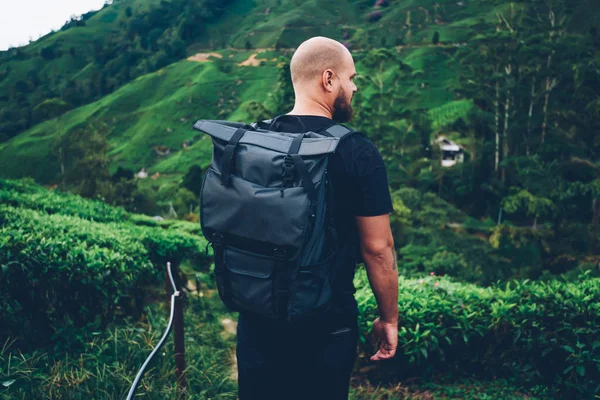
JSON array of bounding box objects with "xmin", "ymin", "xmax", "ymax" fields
[{"xmin": 362, "ymin": 246, "xmax": 399, "ymax": 325}]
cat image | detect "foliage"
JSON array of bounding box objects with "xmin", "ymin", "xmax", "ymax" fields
[
  {"xmin": 0, "ymin": 178, "xmax": 128, "ymax": 223},
  {"xmin": 0, "ymin": 0, "xmax": 236, "ymax": 139},
  {"xmin": 355, "ymin": 270, "xmax": 600, "ymax": 399},
  {"xmin": 427, "ymin": 100, "xmax": 473, "ymax": 132},
  {"xmin": 0, "ymin": 292, "xmax": 237, "ymax": 399},
  {"xmin": 349, "ymin": 378, "xmax": 548, "ymax": 400},
  {"xmin": 0, "ymin": 183, "xmax": 207, "ymax": 351}
]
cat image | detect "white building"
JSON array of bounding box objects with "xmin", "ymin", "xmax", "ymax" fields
[{"xmin": 434, "ymin": 137, "xmax": 464, "ymax": 168}]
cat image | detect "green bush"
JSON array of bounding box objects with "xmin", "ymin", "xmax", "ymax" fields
[
  {"xmin": 0, "ymin": 178, "xmax": 128, "ymax": 223},
  {"xmin": 0, "ymin": 205, "xmax": 207, "ymax": 352},
  {"xmin": 355, "ymin": 270, "xmax": 600, "ymax": 398}
]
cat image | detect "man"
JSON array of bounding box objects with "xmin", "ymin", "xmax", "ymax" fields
[{"xmin": 236, "ymin": 36, "xmax": 399, "ymax": 400}]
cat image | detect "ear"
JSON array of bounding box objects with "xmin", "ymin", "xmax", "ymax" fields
[{"xmin": 322, "ymin": 69, "xmax": 334, "ymax": 93}]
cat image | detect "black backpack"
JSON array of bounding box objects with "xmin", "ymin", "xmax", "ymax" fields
[{"xmin": 193, "ymin": 115, "xmax": 356, "ymax": 322}]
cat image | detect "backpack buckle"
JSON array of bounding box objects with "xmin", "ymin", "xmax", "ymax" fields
[
  {"xmin": 280, "ymin": 156, "xmax": 295, "ymax": 197},
  {"xmin": 282, "ymin": 156, "xmax": 294, "ymax": 183},
  {"xmin": 212, "ymin": 232, "xmax": 224, "ymax": 246},
  {"xmin": 273, "ymin": 247, "xmax": 287, "ymax": 260}
]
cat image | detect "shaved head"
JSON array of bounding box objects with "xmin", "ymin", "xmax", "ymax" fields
[
  {"xmin": 290, "ymin": 37, "xmax": 353, "ymax": 85},
  {"xmin": 287, "ymin": 36, "xmax": 358, "ymax": 123}
]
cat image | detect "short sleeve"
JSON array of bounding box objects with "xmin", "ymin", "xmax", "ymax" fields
[{"xmin": 349, "ymin": 139, "xmax": 394, "ymax": 217}]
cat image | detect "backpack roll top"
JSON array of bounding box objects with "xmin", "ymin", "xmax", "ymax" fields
[
  {"xmin": 193, "ymin": 119, "xmax": 355, "ymax": 321},
  {"xmin": 194, "ymin": 119, "xmax": 346, "ymax": 254}
]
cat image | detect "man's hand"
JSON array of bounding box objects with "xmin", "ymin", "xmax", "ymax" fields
[{"xmin": 370, "ymin": 317, "xmax": 398, "ymax": 361}]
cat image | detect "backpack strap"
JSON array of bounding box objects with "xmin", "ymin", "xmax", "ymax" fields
[
  {"xmin": 221, "ymin": 127, "xmax": 248, "ymax": 186},
  {"xmin": 322, "ymin": 124, "xmax": 356, "ymax": 141}
]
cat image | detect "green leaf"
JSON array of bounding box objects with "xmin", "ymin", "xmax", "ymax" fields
[
  {"xmin": 563, "ymin": 345, "xmax": 575, "ymax": 353},
  {"xmin": 420, "ymin": 348, "xmax": 428, "ymax": 359},
  {"xmin": 564, "ymin": 366, "xmax": 574, "ymax": 374},
  {"xmin": 576, "ymin": 365, "xmax": 585, "ymax": 377}
]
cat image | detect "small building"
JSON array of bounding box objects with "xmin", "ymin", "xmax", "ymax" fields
[
  {"xmin": 434, "ymin": 136, "xmax": 464, "ymax": 168},
  {"xmin": 135, "ymin": 168, "xmax": 148, "ymax": 179}
]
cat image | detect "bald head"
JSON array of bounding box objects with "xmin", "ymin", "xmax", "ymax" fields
[
  {"xmin": 287, "ymin": 36, "xmax": 357, "ymax": 123},
  {"xmin": 290, "ymin": 37, "xmax": 353, "ymax": 86}
]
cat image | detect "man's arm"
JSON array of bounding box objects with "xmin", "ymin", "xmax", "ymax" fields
[{"xmin": 356, "ymin": 214, "xmax": 398, "ymax": 360}]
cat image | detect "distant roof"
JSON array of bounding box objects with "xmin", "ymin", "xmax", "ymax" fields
[{"xmin": 435, "ymin": 136, "xmax": 462, "ymax": 152}]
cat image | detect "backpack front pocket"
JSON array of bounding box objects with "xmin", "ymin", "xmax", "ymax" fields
[{"xmin": 219, "ymin": 246, "xmax": 277, "ymax": 318}]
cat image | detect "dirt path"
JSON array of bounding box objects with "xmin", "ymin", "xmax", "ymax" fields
[
  {"xmin": 187, "ymin": 52, "xmax": 223, "ymax": 62},
  {"xmin": 238, "ymin": 53, "xmax": 262, "ymax": 66}
]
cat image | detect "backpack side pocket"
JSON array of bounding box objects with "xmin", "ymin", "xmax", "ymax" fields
[{"xmin": 288, "ymin": 251, "xmax": 336, "ymax": 320}]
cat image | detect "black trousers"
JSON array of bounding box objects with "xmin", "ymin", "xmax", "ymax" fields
[{"xmin": 236, "ymin": 311, "xmax": 359, "ymax": 400}]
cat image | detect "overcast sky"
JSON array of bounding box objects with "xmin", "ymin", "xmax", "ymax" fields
[{"xmin": 0, "ymin": 0, "xmax": 108, "ymax": 51}]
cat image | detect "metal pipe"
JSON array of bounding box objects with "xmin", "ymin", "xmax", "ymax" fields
[{"xmin": 126, "ymin": 262, "xmax": 179, "ymax": 400}]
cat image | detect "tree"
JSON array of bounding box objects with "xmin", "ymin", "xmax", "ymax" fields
[
  {"xmin": 244, "ymin": 101, "xmax": 272, "ymax": 122},
  {"xmin": 272, "ymin": 55, "xmax": 295, "ymax": 112},
  {"xmin": 432, "ymin": 31, "xmax": 440, "ymax": 45},
  {"xmin": 40, "ymin": 46, "xmax": 56, "ymax": 60},
  {"xmin": 502, "ymin": 188, "xmax": 556, "ymax": 228},
  {"xmin": 51, "ymin": 121, "xmax": 112, "ymax": 199},
  {"xmin": 32, "ymin": 98, "xmax": 72, "ymax": 123},
  {"xmin": 182, "ymin": 165, "xmax": 204, "ymax": 196}
]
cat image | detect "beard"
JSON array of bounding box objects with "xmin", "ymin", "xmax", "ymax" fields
[{"xmin": 332, "ymin": 87, "xmax": 354, "ymax": 123}]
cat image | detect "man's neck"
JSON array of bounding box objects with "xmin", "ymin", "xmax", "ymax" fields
[{"xmin": 288, "ymin": 100, "xmax": 333, "ymax": 120}]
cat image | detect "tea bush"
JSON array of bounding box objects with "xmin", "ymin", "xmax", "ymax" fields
[
  {"xmin": 355, "ymin": 271, "xmax": 600, "ymax": 398},
  {"xmin": 0, "ymin": 178, "xmax": 129, "ymax": 223},
  {"xmin": 0, "ymin": 204, "xmax": 207, "ymax": 351}
]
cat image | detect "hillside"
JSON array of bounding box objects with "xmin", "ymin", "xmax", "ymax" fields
[
  {"xmin": 1, "ymin": 0, "xmax": 600, "ymax": 283},
  {"xmin": 0, "ymin": 0, "xmax": 517, "ymax": 183},
  {"xmin": 0, "ymin": 43, "xmax": 459, "ymax": 184},
  {"xmin": 0, "ymin": 49, "xmax": 278, "ymax": 182},
  {"xmin": 0, "ymin": 0, "xmax": 511, "ymax": 142}
]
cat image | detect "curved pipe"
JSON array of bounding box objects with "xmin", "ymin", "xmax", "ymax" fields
[{"xmin": 126, "ymin": 262, "xmax": 179, "ymax": 400}]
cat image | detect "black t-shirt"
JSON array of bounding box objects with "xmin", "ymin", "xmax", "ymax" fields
[{"xmin": 269, "ymin": 115, "xmax": 395, "ymax": 325}]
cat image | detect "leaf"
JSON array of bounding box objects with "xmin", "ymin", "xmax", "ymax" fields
[
  {"xmin": 563, "ymin": 345, "xmax": 575, "ymax": 353},
  {"xmin": 420, "ymin": 348, "xmax": 428, "ymax": 359},
  {"xmin": 564, "ymin": 365, "xmax": 574, "ymax": 374},
  {"xmin": 2, "ymin": 380, "xmax": 15, "ymax": 388},
  {"xmin": 576, "ymin": 365, "xmax": 586, "ymax": 377}
]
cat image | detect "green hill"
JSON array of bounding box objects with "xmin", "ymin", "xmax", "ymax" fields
[
  {"xmin": 0, "ymin": 43, "xmax": 459, "ymax": 184},
  {"xmin": 1, "ymin": 0, "xmax": 600, "ymax": 285},
  {"xmin": 0, "ymin": 49, "xmax": 278, "ymax": 182},
  {"xmin": 0, "ymin": 0, "xmax": 512, "ymax": 142}
]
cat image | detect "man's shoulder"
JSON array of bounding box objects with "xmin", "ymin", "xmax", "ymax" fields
[{"xmin": 334, "ymin": 126, "xmax": 379, "ymax": 159}]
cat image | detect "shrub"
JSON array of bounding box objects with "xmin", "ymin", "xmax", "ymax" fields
[
  {"xmin": 355, "ymin": 271, "xmax": 600, "ymax": 398},
  {"xmin": 0, "ymin": 178, "xmax": 128, "ymax": 223},
  {"xmin": 367, "ymin": 11, "xmax": 383, "ymax": 22},
  {"xmin": 0, "ymin": 204, "xmax": 207, "ymax": 352}
]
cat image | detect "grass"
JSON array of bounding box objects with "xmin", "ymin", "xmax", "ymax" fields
[
  {"xmin": 349, "ymin": 378, "xmax": 549, "ymax": 399},
  {"xmin": 0, "ymin": 273, "xmax": 238, "ymax": 400},
  {"xmin": 0, "ymin": 266, "xmax": 555, "ymax": 399}
]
